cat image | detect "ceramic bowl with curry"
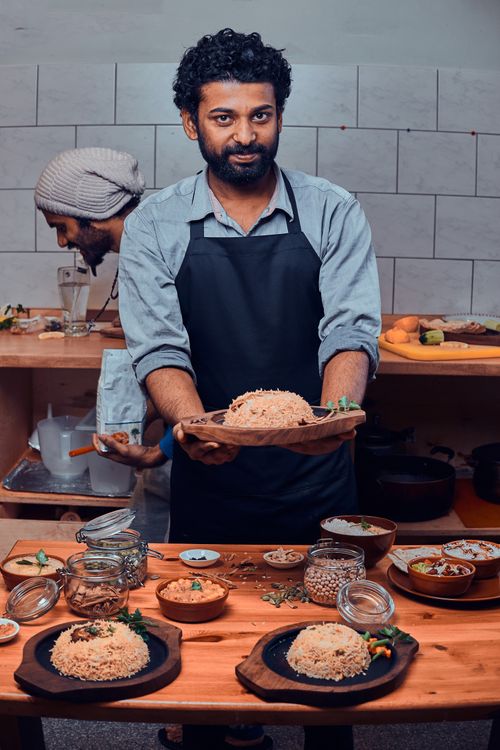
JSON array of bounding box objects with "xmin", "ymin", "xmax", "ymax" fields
[{"xmin": 155, "ymin": 576, "xmax": 229, "ymax": 623}]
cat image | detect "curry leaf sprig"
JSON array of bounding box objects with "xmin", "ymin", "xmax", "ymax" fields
[
  {"xmin": 326, "ymin": 396, "xmax": 361, "ymax": 413},
  {"xmin": 377, "ymin": 624, "xmax": 414, "ymax": 643},
  {"xmin": 115, "ymin": 607, "xmax": 158, "ymax": 642},
  {"xmin": 15, "ymin": 548, "xmax": 49, "ymax": 575}
]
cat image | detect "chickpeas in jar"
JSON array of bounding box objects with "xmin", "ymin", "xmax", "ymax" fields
[{"xmin": 304, "ymin": 541, "xmax": 366, "ymax": 606}]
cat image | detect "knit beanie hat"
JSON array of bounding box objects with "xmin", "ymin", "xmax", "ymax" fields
[{"xmin": 34, "ymin": 147, "xmax": 146, "ymax": 220}]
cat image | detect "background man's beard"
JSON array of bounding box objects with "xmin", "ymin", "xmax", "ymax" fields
[
  {"xmin": 197, "ymin": 131, "xmax": 279, "ymax": 185},
  {"xmin": 69, "ymin": 226, "xmax": 114, "ymax": 275}
]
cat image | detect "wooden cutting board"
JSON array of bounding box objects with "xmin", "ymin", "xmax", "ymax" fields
[{"xmin": 379, "ymin": 336, "xmax": 500, "ymax": 361}]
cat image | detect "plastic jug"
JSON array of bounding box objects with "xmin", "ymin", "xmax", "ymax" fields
[
  {"xmin": 76, "ymin": 408, "xmax": 133, "ymax": 494},
  {"xmin": 37, "ymin": 415, "xmax": 88, "ymax": 478}
]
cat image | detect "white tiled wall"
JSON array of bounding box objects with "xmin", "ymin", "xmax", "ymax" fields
[{"xmin": 1, "ymin": 62, "xmax": 499, "ymax": 314}]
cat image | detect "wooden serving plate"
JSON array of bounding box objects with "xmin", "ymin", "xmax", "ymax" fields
[
  {"xmin": 14, "ymin": 618, "xmax": 182, "ymax": 702},
  {"xmin": 387, "ymin": 564, "xmax": 500, "ymax": 605},
  {"xmin": 235, "ymin": 621, "xmax": 418, "ymax": 707},
  {"xmin": 180, "ymin": 407, "xmax": 366, "ymax": 447}
]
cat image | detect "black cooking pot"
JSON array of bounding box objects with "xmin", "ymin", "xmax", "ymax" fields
[
  {"xmin": 356, "ymin": 415, "xmax": 415, "ymax": 457},
  {"xmin": 471, "ymin": 443, "xmax": 500, "ymax": 504},
  {"xmin": 356, "ymin": 446, "xmax": 455, "ymax": 522}
]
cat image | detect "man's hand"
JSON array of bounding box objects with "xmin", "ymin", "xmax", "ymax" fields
[
  {"xmin": 281, "ymin": 429, "xmax": 356, "ymax": 455},
  {"xmin": 173, "ymin": 423, "xmax": 240, "ymax": 465},
  {"xmin": 92, "ymin": 433, "xmax": 167, "ymax": 469}
]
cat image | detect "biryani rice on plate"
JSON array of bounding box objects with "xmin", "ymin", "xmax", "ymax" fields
[
  {"xmin": 50, "ymin": 620, "xmax": 149, "ymax": 681},
  {"xmin": 286, "ymin": 622, "xmax": 371, "ymax": 681},
  {"xmin": 223, "ymin": 390, "xmax": 315, "ymax": 429}
]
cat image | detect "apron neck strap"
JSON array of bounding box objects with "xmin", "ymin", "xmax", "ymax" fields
[{"xmin": 189, "ymin": 170, "xmax": 302, "ymax": 239}]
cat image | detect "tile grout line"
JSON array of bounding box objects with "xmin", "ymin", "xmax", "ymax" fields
[
  {"xmin": 391, "ymin": 258, "xmax": 396, "ymax": 314},
  {"xmin": 35, "ymin": 65, "xmax": 39, "ymax": 126},
  {"xmin": 315, "ymin": 128, "xmax": 318, "ymax": 176},
  {"xmin": 153, "ymin": 125, "xmax": 157, "ymax": 189},
  {"xmin": 114, "ymin": 63, "xmax": 118, "ymax": 125},
  {"xmin": 356, "ymin": 66, "xmax": 360, "ymax": 128},
  {"xmin": 395, "ymin": 130, "xmax": 399, "ymax": 193},
  {"xmin": 474, "ymin": 133, "xmax": 478, "ymax": 197},
  {"xmin": 470, "ymin": 260, "xmax": 475, "ymax": 314},
  {"xmin": 433, "ymin": 195, "xmax": 437, "ymax": 258},
  {"xmin": 436, "ymin": 69, "xmax": 439, "ymax": 131}
]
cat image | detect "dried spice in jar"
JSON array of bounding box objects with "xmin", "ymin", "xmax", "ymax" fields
[
  {"xmin": 60, "ymin": 553, "xmax": 129, "ymax": 617},
  {"xmin": 304, "ymin": 541, "xmax": 366, "ymax": 606}
]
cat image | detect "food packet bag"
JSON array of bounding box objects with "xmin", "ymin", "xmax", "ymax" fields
[{"xmin": 96, "ymin": 349, "xmax": 147, "ymax": 451}]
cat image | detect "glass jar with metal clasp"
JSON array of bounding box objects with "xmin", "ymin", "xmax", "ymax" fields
[
  {"xmin": 304, "ymin": 540, "xmax": 366, "ymax": 606},
  {"xmin": 75, "ymin": 509, "xmax": 164, "ymax": 588},
  {"xmin": 2, "ymin": 553, "xmax": 130, "ymax": 623}
]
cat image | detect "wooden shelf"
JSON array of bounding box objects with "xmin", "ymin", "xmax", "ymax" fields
[{"xmin": 0, "ymin": 449, "xmax": 131, "ymax": 509}]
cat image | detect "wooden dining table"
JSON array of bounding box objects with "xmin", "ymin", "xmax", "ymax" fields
[{"xmin": 0, "ymin": 540, "xmax": 499, "ymax": 750}]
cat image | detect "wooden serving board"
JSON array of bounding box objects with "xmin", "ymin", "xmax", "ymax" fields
[
  {"xmin": 236, "ymin": 621, "xmax": 418, "ymax": 707},
  {"xmin": 379, "ymin": 336, "xmax": 500, "ymax": 361},
  {"xmin": 14, "ymin": 618, "xmax": 182, "ymax": 702},
  {"xmin": 179, "ymin": 407, "xmax": 365, "ymax": 446}
]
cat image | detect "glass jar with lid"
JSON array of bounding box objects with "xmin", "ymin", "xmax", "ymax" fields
[
  {"xmin": 304, "ymin": 540, "xmax": 366, "ymax": 606},
  {"xmin": 336, "ymin": 579, "xmax": 395, "ymax": 630},
  {"xmin": 75, "ymin": 509, "xmax": 163, "ymax": 588},
  {"xmin": 2, "ymin": 554, "xmax": 129, "ymax": 623},
  {"xmin": 58, "ymin": 552, "xmax": 129, "ymax": 617}
]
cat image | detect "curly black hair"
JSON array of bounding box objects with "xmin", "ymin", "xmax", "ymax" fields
[{"xmin": 173, "ymin": 28, "xmax": 292, "ymax": 119}]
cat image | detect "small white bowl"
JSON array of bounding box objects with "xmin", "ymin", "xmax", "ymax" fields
[
  {"xmin": 179, "ymin": 549, "xmax": 221, "ymax": 568},
  {"xmin": 263, "ymin": 551, "xmax": 304, "ymax": 569},
  {"xmin": 0, "ymin": 617, "xmax": 20, "ymax": 644}
]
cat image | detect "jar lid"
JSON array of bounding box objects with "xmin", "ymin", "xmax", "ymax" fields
[
  {"xmin": 5, "ymin": 577, "xmax": 61, "ymax": 622},
  {"xmin": 76, "ymin": 508, "xmax": 136, "ymax": 542},
  {"xmin": 336, "ymin": 580, "xmax": 395, "ymax": 628}
]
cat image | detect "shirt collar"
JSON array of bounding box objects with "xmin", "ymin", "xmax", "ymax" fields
[{"xmin": 187, "ymin": 163, "xmax": 295, "ymax": 224}]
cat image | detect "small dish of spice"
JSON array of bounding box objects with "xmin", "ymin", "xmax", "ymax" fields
[
  {"xmin": 263, "ymin": 547, "xmax": 304, "ymax": 569},
  {"xmin": 179, "ymin": 549, "xmax": 220, "ymax": 568},
  {"xmin": 0, "ymin": 618, "xmax": 20, "ymax": 644}
]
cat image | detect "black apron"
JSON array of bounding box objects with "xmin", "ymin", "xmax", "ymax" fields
[{"xmin": 170, "ymin": 173, "xmax": 356, "ymax": 544}]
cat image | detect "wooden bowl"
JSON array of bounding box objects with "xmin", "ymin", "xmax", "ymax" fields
[
  {"xmin": 319, "ymin": 515, "xmax": 397, "ymax": 567},
  {"xmin": 155, "ymin": 577, "xmax": 229, "ymax": 623},
  {"xmin": 441, "ymin": 540, "xmax": 500, "ymax": 580},
  {"xmin": 0, "ymin": 553, "xmax": 66, "ymax": 591},
  {"xmin": 408, "ymin": 556, "xmax": 475, "ymax": 597}
]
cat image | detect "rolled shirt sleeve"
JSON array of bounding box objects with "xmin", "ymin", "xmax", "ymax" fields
[
  {"xmin": 318, "ymin": 197, "xmax": 381, "ymax": 380},
  {"xmin": 118, "ymin": 209, "xmax": 195, "ymax": 385}
]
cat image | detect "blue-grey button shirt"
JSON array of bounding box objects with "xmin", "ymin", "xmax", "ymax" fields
[{"xmin": 119, "ymin": 166, "xmax": 381, "ymax": 386}]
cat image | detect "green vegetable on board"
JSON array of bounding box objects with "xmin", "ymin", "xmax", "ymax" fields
[
  {"xmin": 115, "ymin": 607, "xmax": 158, "ymax": 642},
  {"xmin": 419, "ymin": 329, "xmax": 445, "ymax": 345}
]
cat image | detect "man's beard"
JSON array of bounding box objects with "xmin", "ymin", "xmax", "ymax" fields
[
  {"xmin": 68, "ymin": 225, "xmax": 114, "ymax": 276},
  {"xmin": 197, "ymin": 128, "xmax": 279, "ymax": 185}
]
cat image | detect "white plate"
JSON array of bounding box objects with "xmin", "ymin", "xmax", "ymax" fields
[
  {"xmin": 179, "ymin": 549, "xmax": 220, "ymax": 568},
  {"xmin": 444, "ymin": 313, "xmax": 500, "ymax": 330},
  {"xmin": 0, "ymin": 617, "xmax": 20, "ymax": 644},
  {"xmin": 262, "ymin": 551, "xmax": 305, "ymax": 569}
]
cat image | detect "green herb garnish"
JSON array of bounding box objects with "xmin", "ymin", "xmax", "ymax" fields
[
  {"xmin": 86, "ymin": 625, "xmax": 100, "ymax": 636},
  {"xmin": 15, "ymin": 559, "xmax": 36, "ymax": 566},
  {"xmin": 191, "ymin": 580, "xmax": 202, "ymax": 591},
  {"xmin": 360, "ymin": 518, "xmax": 371, "ymax": 530},
  {"xmin": 36, "ymin": 549, "xmax": 49, "ymax": 573},
  {"xmin": 115, "ymin": 607, "xmax": 157, "ymax": 642},
  {"xmin": 377, "ymin": 624, "xmax": 413, "ymax": 644}
]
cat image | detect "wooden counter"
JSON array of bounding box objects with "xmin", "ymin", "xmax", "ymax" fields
[
  {"xmin": 2, "ymin": 321, "xmax": 500, "ymax": 374},
  {"xmin": 0, "ymin": 331, "xmax": 124, "ymax": 369},
  {"xmin": 1, "ymin": 542, "xmax": 500, "ymax": 731}
]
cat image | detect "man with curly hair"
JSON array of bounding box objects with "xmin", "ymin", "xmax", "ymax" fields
[{"xmin": 113, "ymin": 30, "xmax": 380, "ymax": 747}]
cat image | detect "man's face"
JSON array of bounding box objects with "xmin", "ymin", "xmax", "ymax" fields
[
  {"xmin": 42, "ymin": 211, "xmax": 114, "ymax": 272},
  {"xmin": 182, "ymin": 81, "xmax": 282, "ymax": 185}
]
